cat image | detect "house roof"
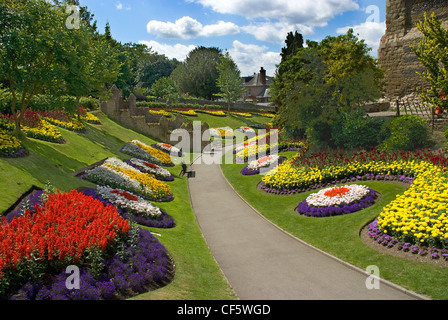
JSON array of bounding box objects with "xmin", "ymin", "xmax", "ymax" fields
[{"xmin": 243, "ymin": 73, "xmax": 273, "ymax": 87}]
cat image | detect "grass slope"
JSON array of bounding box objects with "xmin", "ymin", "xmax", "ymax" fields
[
  {"xmin": 221, "ymin": 151, "xmax": 448, "ymax": 300},
  {"xmin": 0, "ymin": 111, "xmax": 236, "ymax": 300}
]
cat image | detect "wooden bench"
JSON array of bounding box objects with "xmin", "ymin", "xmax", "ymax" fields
[{"xmin": 180, "ymin": 161, "xmax": 194, "ymax": 178}]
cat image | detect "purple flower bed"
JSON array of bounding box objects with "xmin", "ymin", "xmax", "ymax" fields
[
  {"xmin": 296, "ymin": 188, "xmax": 377, "ymax": 217},
  {"xmin": 241, "ymin": 157, "xmax": 287, "ymax": 176},
  {"xmin": 259, "ymin": 174, "xmax": 415, "ymax": 195},
  {"xmin": 151, "ymin": 144, "xmax": 183, "ymax": 158},
  {"xmin": 81, "ymin": 188, "xmax": 175, "ymax": 229},
  {"xmin": 6, "ymin": 227, "xmax": 173, "ymax": 300},
  {"xmin": 367, "ymin": 219, "xmax": 448, "ymax": 261},
  {"xmin": 4, "ymin": 188, "xmax": 44, "ymax": 223}
]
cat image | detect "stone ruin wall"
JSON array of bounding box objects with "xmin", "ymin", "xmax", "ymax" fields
[
  {"xmin": 378, "ymin": 0, "xmax": 448, "ymax": 99},
  {"xmin": 100, "ymin": 85, "xmax": 210, "ymax": 151}
]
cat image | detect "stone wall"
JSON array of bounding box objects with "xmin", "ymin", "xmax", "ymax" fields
[
  {"xmin": 378, "ymin": 0, "xmax": 448, "ymax": 98},
  {"xmin": 100, "ymin": 85, "xmax": 210, "ymax": 151}
]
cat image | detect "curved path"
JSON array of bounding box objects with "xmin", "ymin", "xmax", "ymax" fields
[{"xmin": 188, "ymin": 148, "xmax": 426, "ymax": 300}]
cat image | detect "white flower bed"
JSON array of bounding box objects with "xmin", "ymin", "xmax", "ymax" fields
[
  {"xmin": 247, "ymin": 155, "xmax": 280, "ymax": 170},
  {"xmin": 97, "ymin": 186, "xmax": 162, "ymax": 218},
  {"xmin": 155, "ymin": 143, "xmax": 181, "ymax": 154},
  {"xmin": 236, "ymin": 126, "xmax": 256, "ymax": 135},
  {"xmin": 129, "ymin": 158, "xmax": 172, "ymax": 178},
  {"xmin": 306, "ymin": 184, "xmax": 370, "ymax": 208},
  {"xmin": 85, "ymin": 158, "xmax": 154, "ymax": 198},
  {"xmin": 234, "ymin": 142, "xmax": 256, "ymax": 153}
]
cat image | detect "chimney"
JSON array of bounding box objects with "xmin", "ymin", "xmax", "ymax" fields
[{"xmin": 260, "ymin": 67, "xmax": 266, "ymax": 85}]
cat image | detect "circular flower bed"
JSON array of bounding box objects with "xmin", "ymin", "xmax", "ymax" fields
[
  {"xmin": 241, "ymin": 155, "xmax": 286, "ymax": 175},
  {"xmin": 296, "ymin": 184, "xmax": 378, "ymax": 217}
]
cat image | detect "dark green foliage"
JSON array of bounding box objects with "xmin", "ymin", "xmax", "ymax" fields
[
  {"xmin": 331, "ymin": 109, "xmax": 385, "ymax": 149},
  {"xmin": 380, "ymin": 115, "xmax": 431, "ymax": 151},
  {"xmin": 171, "ymin": 47, "xmax": 223, "ymax": 100}
]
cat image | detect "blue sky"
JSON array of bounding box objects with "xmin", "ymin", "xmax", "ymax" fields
[{"xmin": 79, "ymin": 0, "xmax": 387, "ymax": 76}]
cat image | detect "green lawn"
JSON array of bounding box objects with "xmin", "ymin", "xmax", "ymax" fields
[
  {"xmin": 0, "ymin": 111, "xmax": 236, "ymax": 300},
  {"xmin": 179, "ymin": 112, "xmax": 272, "ymax": 130},
  {"xmin": 220, "ymin": 151, "xmax": 448, "ymax": 300}
]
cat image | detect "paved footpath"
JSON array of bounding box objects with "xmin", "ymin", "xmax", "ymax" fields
[{"xmin": 187, "ymin": 149, "xmax": 427, "ymax": 300}]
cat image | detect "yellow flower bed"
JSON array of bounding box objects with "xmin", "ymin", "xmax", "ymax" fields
[
  {"xmin": 198, "ymin": 110, "xmax": 226, "ymax": 117},
  {"xmin": 43, "ymin": 117, "xmax": 86, "ymax": 131},
  {"xmin": 378, "ymin": 163, "xmax": 448, "ymax": 248},
  {"xmin": 131, "ymin": 140, "xmax": 172, "ymax": 165},
  {"xmin": 216, "ymin": 128, "xmax": 235, "ymax": 139},
  {"xmin": 82, "ymin": 112, "xmax": 101, "ymax": 124},
  {"xmin": 0, "ymin": 130, "xmax": 22, "ymax": 156},
  {"xmin": 231, "ymin": 111, "xmax": 252, "ymax": 118},
  {"xmin": 172, "ymin": 109, "xmax": 197, "ymax": 116},
  {"xmin": 104, "ymin": 163, "xmax": 172, "ymax": 201},
  {"xmin": 22, "ymin": 120, "xmax": 63, "ymax": 143},
  {"xmin": 148, "ymin": 109, "xmax": 171, "ymax": 117}
]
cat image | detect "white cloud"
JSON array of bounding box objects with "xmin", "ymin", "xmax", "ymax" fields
[
  {"xmin": 146, "ymin": 16, "xmax": 239, "ymax": 39},
  {"xmin": 228, "ymin": 40, "xmax": 281, "ymax": 76},
  {"xmin": 242, "ymin": 22, "xmax": 314, "ymax": 44},
  {"xmin": 336, "ymin": 21, "xmax": 386, "ymax": 56},
  {"xmin": 115, "ymin": 1, "xmax": 130, "ymax": 11},
  {"xmin": 138, "ymin": 40, "xmax": 196, "ymax": 61},
  {"xmin": 191, "ymin": 0, "xmax": 359, "ymax": 26}
]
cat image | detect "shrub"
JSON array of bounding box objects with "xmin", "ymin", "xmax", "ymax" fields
[
  {"xmin": 380, "ymin": 114, "xmax": 431, "ymax": 151},
  {"xmin": 331, "ymin": 109, "xmax": 385, "ymax": 149}
]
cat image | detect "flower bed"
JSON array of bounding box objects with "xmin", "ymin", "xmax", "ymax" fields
[
  {"xmin": 82, "ymin": 187, "xmax": 175, "ymax": 229},
  {"xmin": 151, "ymin": 143, "xmax": 183, "ymax": 157},
  {"xmin": 241, "ymin": 155, "xmax": 286, "ymax": 175},
  {"xmin": 0, "ymin": 130, "xmax": 27, "ymax": 158},
  {"xmin": 295, "ymin": 185, "xmax": 377, "ymax": 217},
  {"xmin": 210, "ymin": 127, "xmax": 235, "ymax": 140},
  {"xmin": 125, "ymin": 158, "xmax": 174, "ymax": 182},
  {"xmin": 1, "ymin": 188, "xmax": 174, "ymax": 300},
  {"xmin": 230, "ymin": 111, "xmax": 252, "ymax": 118},
  {"xmin": 196, "ymin": 109, "xmax": 226, "ymax": 117},
  {"xmin": 85, "ymin": 158, "xmax": 173, "ymax": 202},
  {"xmin": 366, "ymin": 219, "xmax": 448, "ymax": 264},
  {"xmin": 120, "ymin": 140, "xmax": 174, "ymax": 166},
  {"xmin": 236, "ymin": 126, "xmax": 256, "ymax": 135},
  {"xmin": 172, "ymin": 109, "xmax": 197, "ymax": 117},
  {"xmin": 148, "ymin": 109, "xmax": 171, "ymax": 117}
]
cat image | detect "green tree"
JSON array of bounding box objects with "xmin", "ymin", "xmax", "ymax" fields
[
  {"xmin": 411, "ymin": 12, "xmax": 448, "ymax": 111},
  {"xmin": 151, "ymin": 77, "xmax": 179, "ymax": 106},
  {"xmin": 0, "ymin": 0, "xmax": 76, "ymax": 136},
  {"xmin": 215, "ymin": 51, "xmax": 244, "ymax": 111},
  {"xmin": 171, "ymin": 46, "xmax": 223, "ymax": 100},
  {"xmin": 271, "ymin": 30, "xmax": 385, "ymax": 143}
]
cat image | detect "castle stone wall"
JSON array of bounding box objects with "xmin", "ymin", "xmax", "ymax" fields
[{"xmin": 378, "ymin": 0, "xmax": 448, "ymax": 98}]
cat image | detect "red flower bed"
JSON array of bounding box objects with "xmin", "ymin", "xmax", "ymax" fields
[
  {"xmin": 292, "ymin": 147, "xmax": 448, "ymax": 169},
  {"xmin": 0, "ymin": 190, "xmax": 130, "ymax": 278},
  {"xmin": 324, "ymin": 186, "xmax": 350, "ymax": 197}
]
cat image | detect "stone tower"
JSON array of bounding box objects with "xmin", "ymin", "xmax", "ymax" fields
[{"xmin": 378, "ymin": 0, "xmax": 448, "ymax": 98}]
